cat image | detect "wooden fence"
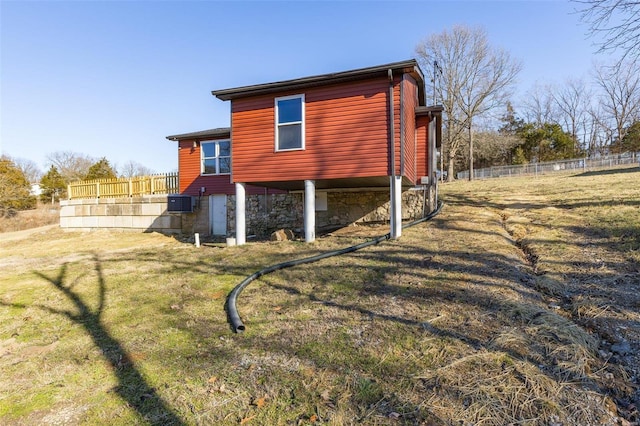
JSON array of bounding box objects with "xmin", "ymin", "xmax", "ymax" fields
[{"xmin": 68, "ymin": 173, "xmax": 179, "ymax": 200}]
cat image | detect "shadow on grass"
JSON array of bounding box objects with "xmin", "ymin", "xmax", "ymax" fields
[
  {"xmin": 574, "ymin": 166, "xmax": 639, "ymax": 178},
  {"xmin": 10, "ymin": 255, "xmax": 185, "ymax": 425}
]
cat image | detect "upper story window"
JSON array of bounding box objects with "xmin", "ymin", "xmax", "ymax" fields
[
  {"xmin": 201, "ymin": 140, "xmax": 231, "ymax": 175},
  {"xmin": 275, "ymin": 94, "xmax": 305, "ymax": 151}
]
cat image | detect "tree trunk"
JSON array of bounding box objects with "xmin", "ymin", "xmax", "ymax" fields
[
  {"xmin": 447, "ymin": 157, "xmax": 455, "ymax": 182},
  {"xmin": 468, "ymin": 123, "xmax": 474, "ymax": 181}
]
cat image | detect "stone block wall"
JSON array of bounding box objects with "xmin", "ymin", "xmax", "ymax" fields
[
  {"xmin": 179, "ymin": 197, "xmax": 210, "ymax": 236},
  {"xmin": 60, "ymin": 195, "xmax": 183, "ymax": 233},
  {"xmin": 317, "ymin": 189, "xmax": 425, "ymax": 227}
]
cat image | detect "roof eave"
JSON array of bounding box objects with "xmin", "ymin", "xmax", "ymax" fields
[
  {"xmin": 212, "ymin": 59, "xmax": 425, "ymax": 101},
  {"xmin": 416, "ymin": 105, "xmax": 444, "ymax": 116},
  {"xmin": 166, "ymin": 127, "xmax": 231, "ymax": 142}
]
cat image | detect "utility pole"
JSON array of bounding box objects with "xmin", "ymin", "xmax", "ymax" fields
[
  {"xmin": 432, "ymin": 60, "xmax": 442, "ymax": 105},
  {"xmin": 432, "ymin": 60, "xmax": 444, "ymax": 182}
]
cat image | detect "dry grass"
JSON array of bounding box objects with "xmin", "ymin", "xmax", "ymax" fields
[
  {"xmin": 0, "ymin": 203, "xmax": 59, "ymax": 233},
  {"xmin": 1, "ymin": 167, "xmax": 638, "ymax": 425}
]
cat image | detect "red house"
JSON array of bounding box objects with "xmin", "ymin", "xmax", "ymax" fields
[{"xmin": 168, "ymin": 59, "xmax": 442, "ymax": 243}]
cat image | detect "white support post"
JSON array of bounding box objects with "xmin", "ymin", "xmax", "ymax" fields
[
  {"xmin": 304, "ymin": 179, "xmax": 316, "ymax": 242},
  {"xmin": 390, "ymin": 176, "xmax": 402, "ymax": 239},
  {"xmin": 235, "ymin": 182, "xmax": 246, "ymax": 246}
]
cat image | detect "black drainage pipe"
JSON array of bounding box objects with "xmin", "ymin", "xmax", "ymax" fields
[{"xmin": 225, "ymin": 201, "xmax": 444, "ymax": 333}]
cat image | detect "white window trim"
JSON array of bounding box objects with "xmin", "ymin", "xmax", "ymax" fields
[
  {"xmin": 275, "ymin": 94, "xmax": 305, "ymax": 152},
  {"xmin": 201, "ymin": 140, "xmax": 231, "ymax": 176}
]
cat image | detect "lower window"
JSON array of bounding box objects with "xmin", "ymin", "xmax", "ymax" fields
[{"xmin": 201, "ymin": 140, "xmax": 230, "ymax": 175}]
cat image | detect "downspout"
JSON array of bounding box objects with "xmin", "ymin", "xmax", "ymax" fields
[
  {"xmin": 427, "ymin": 111, "xmax": 436, "ymax": 212},
  {"xmin": 388, "ymin": 69, "xmax": 402, "ymax": 239}
]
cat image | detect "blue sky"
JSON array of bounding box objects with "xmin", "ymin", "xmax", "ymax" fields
[{"xmin": 1, "ymin": 0, "xmax": 609, "ymax": 174}]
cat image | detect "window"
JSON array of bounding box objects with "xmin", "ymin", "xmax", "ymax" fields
[
  {"xmin": 275, "ymin": 94, "xmax": 304, "ymax": 151},
  {"xmin": 201, "ymin": 140, "xmax": 231, "ymax": 175}
]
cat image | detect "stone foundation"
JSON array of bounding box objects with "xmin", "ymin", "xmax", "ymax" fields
[
  {"xmin": 60, "ymin": 189, "xmax": 429, "ymax": 238},
  {"xmin": 228, "ymin": 189, "xmax": 427, "ymax": 238}
]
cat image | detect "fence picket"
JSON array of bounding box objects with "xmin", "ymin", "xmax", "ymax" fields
[{"xmin": 68, "ymin": 173, "xmax": 179, "ymax": 200}]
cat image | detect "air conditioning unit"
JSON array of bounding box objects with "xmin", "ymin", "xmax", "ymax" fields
[{"xmin": 167, "ymin": 195, "xmax": 193, "ymax": 213}]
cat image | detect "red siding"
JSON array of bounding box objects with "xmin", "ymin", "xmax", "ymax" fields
[
  {"xmin": 401, "ymin": 76, "xmax": 418, "ymax": 182},
  {"xmin": 416, "ymin": 116, "xmax": 429, "ymax": 183},
  {"xmin": 231, "ymin": 77, "xmax": 396, "ymax": 183},
  {"xmin": 178, "ymin": 139, "xmax": 234, "ymax": 196},
  {"xmin": 177, "ymin": 139, "xmax": 279, "ymax": 196}
]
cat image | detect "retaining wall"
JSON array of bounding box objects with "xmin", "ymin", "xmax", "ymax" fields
[{"xmin": 60, "ymin": 195, "xmax": 182, "ymax": 233}]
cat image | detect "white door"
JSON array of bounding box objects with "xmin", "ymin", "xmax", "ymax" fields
[{"xmin": 209, "ymin": 195, "xmax": 227, "ymax": 235}]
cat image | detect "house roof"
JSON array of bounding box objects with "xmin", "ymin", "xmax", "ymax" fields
[
  {"xmin": 212, "ymin": 59, "xmax": 426, "ymax": 103},
  {"xmin": 166, "ymin": 127, "xmax": 231, "ymax": 141}
]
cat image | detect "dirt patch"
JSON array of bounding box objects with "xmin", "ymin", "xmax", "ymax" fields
[
  {"xmin": 0, "ymin": 337, "xmax": 60, "ymax": 361},
  {"xmin": 0, "ymin": 224, "xmax": 58, "ymax": 242}
]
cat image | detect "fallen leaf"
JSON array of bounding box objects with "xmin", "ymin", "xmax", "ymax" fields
[
  {"xmin": 129, "ymin": 352, "xmax": 146, "ymax": 362},
  {"xmin": 253, "ymin": 396, "xmax": 267, "ymax": 408},
  {"xmin": 273, "ymin": 306, "xmax": 282, "ymax": 311},
  {"xmin": 207, "ymin": 376, "xmax": 217, "ymax": 384},
  {"xmin": 240, "ymin": 415, "xmax": 256, "ymax": 425},
  {"xmin": 309, "ymin": 414, "xmax": 318, "ymax": 422},
  {"xmin": 209, "ymin": 290, "xmax": 225, "ymax": 299}
]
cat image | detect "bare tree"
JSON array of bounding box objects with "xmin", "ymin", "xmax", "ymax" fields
[
  {"xmin": 593, "ymin": 60, "xmax": 640, "ymax": 146},
  {"xmin": 586, "ymin": 103, "xmax": 611, "ymax": 155},
  {"xmin": 576, "ymin": 0, "xmax": 640, "ymax": 62},
  {"xmin": 521, "ymin": 83, "xmax": 557, "ymax": 126},
  {"xmin": 472, "ymin": 130, "xmax": 523, "ymax": 168},
  {"xmin": 46, "ymin": 151, "xmax": 95, "ymax": 184},
  {"xmin": 8, "ymin": 156, "xmax": 42, "ymax": 183},
  {"xmin": 416, "ymin": 25, "xmax": 521, "ymax": 180},
  {"xmin": 119, "ymin": 160, "xmax": 155, "ymax": 179},
  {"xmin": 551, "ymin": 78, "xmax": 593, "ymax": 154}
]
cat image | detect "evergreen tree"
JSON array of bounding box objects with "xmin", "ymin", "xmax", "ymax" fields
[
  {"xmin": 515, "ymin": 122, "xmax": 576, "ymax": 162},
  {"xmin": 40, "ymin": 165, "xmax": 67, "ymax": 203},
  {"xmin": 85, "ymin": 157, "xmax": 117, "ymax": 180},
  {"xmin": 619, "ymin": 121, "xmax": 640, "ymax": 152},
  {"xmin": 499, "ymin": 102, "xmax": 525, "ymax": 135},
  {"xmin": 512, "ymin": 146, "xmax": 528, "ymax": 165},
  {"xmin": 0, "ymin": 156, "xmax": 36, "ymax": 215}
]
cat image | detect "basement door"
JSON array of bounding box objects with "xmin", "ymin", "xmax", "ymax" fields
[{"xmin": 209, "ymin": 195, "xmax": 227, "ymax": 236}]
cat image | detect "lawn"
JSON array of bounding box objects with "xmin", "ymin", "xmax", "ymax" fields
[{"xmin": 1, "ymin": 167, "xmax": 638, "ymax": 425}]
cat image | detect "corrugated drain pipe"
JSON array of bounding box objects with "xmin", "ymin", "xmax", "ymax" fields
[{"xmin": 225, "ymin": 201, "xmax": 444, "ymax": 333}]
